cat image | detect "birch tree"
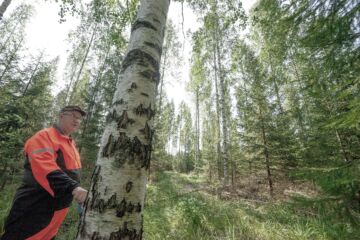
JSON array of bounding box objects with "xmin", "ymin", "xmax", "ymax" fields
[
  {"xmin": 76, "ymin": 0, "xmax": 170, "ymax": 239},
  {"xmin": 0, "ymin": 0, "xmax": 11, "ymax": 20}
]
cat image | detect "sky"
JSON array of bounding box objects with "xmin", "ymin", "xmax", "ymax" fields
[{"xmin": 4, "ymin": 0, "xmax": 256, "ymax": 106}]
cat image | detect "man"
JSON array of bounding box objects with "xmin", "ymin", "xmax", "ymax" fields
[{"xmin": 1, "ymin": 106, "xmax": 88, "ymax": 240}]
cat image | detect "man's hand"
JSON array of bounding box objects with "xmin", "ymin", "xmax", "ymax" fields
[{"xmin": 72, "ymin": 186, "xmax": 88, "ymax": 203}]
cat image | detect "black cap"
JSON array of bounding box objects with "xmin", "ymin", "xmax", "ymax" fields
[{"xmin": 60, "ymin": 105, "xmax": 86, "ymax": 116}]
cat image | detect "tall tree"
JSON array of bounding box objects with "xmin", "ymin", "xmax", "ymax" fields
[{"xmin": 76, "ymin": 0, "xmax": 170, "ymax": 238}]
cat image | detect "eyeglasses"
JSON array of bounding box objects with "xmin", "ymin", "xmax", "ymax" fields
[{"xmin": 63, "ymin": 112, "xmax": 83, "ymax": 121}]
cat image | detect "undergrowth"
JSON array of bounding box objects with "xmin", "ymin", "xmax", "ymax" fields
[
  {"xmin": 2, "ymin": 171, "xmax": 359, "ymax": 239},
  {"xmin": 143, "ymin": 171, "xmax": 360, "ymax": 240}
]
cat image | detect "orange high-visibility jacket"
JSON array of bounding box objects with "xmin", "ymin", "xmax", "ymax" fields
[{"xmin": 1, "ymin": 125, "xmax": 81, "ymax": 240}]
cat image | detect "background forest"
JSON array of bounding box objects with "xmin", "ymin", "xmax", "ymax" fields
[{"xmin": 1, "ymin": 0, "xmax": 360, "ymax": 239}]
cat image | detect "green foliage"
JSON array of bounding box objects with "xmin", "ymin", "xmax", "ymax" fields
[
  {"xmin": 57, "ymin": 202, "xmax": 81, "ymax": 239},
  {"xmin": 0, "ymin": 184, "xmax": 17, "ymax": 235}
]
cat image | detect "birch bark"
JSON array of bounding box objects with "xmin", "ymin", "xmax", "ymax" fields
[
  {"xmin": 0, "ymin": 0, "xmax": 12, "ymax": 20},
  {"xmin": 76, "ymin": 0, "xmax": 170, "ymax": 239}
]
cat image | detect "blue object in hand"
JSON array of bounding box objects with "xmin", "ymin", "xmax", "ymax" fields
[{"xmin": 77, "ymin": 203, "xmax": 84, "ymax": 215}]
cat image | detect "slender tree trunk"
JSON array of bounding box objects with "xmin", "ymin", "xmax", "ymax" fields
[
  {"xmin": 213, "ymin": 37, "xmax": 223, "ymax": 180},
  {"xmin": 22, "ymin": 53, "xmax": 43, "ymax": 96},
  {"xmin": 259, "ymin": 107, "xmax": 273, "ymax": 197},
  {"xmin": 78, "ymin": 49, "xmax": 110, "ymax": 154},
  {"xmin": 215, "ymin": 16, "xmax": 229, "ymax": 185},
  {"xmin": 268, "ymin": 53, "xmax": 284, "ymax": 114},
  {"xmin": 67, "ymin": 29, "xmax": 95, "ymax": 104},
  {"xmin": 335, "ymin": 129, "xmax": 350, "ymax": 162},
  {"xmin": 0, "ymin": 0, "xmax": 12, "ymax": 20},
  {"xmin": 195, "ymin": 87, "xmax": 200, "ymax": 171},
  {"xmin": 76, "ymin": 0, "xmax": 169, "ymax": 239},
  {"xmin": 157, "ymin": 46, "xmax": 168, "ymax": 113}
]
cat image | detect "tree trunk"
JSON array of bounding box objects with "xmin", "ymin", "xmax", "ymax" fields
[
  {"xmin": 67, "ymin": 29, "xmax": 95, "ymax": 104},
  {"xmin": 335, "ymin": 129, "xmax": 351, "ymax": 162},
  {"xmin": 214, "ymin": 11, "xmax": 229, "ymax": 185},
  {"xmin": 268, "ymin": 52, "xmax": 284, "ymax": 114},
  {"xmin": 78, "ymin": 51, "xmax": 109, "ymax": 155},
  {"xmin": 195, "ymin": 87, "xmax": 200, "ymax": 171},
  {"xmin": 157, "ymin": 45, "xmax": 168, "ymax": 113},
  {"xmin": 259, "ymin": 107, "xmax": 274, "ymax": 197},
  {"xmin": 76, "ymin": 0, "xmax": 169, "ymax": 239},
  {"xmin": 213, "ymin": 36, "xmax": 223, "ymax": 180},
  {"xmin": 22, "ymin": 53, "xmax": 43, "ymax": 96},
  {"xmin": 0, "ymin": 0, "xmax": 12, "ymax": 20}
]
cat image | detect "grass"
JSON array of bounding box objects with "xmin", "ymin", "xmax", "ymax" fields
[
  {"xmin": 143, "ymin": 171, "xmax": 360, "ymax": 240},
  {"xmin": 57, "ymin": 202, "xmax": 81, "ymax": 239},
  {"xmin": 2, "ymin": 171, "xmax": 359, "ymax": 239},
  {"xmin": 0, "ymin": 183, "xmax": 17, "ymax": 236}
]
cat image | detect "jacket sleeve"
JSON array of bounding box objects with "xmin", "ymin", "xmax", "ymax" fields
[{"xmin": 25, "ymin": 131, "xmax": 79, "ymax": 197}]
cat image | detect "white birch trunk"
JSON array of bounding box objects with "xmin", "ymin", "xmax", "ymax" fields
[
  {"xmin": 0, "ymin": 0, "xmax": 12, "ymax": 20},
  {"xmin": 76, "ymin": 0, "xmax": 170, "ymax": 239}
]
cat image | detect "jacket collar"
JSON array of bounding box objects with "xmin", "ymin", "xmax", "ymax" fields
[{"xmin": 52, "ymin": 124, "xmax": 72, "ymax": 140}]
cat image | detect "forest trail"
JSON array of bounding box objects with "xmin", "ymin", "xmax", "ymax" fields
[{"xmin": 141, "ymin": 171, "xmax": 351, "ymax": 240}]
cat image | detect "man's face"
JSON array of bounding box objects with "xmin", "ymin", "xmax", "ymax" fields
[{"xmin": 59, "ymin": 111, "xmax": 83, "ymax": 134}]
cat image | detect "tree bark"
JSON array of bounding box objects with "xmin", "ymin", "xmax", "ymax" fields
[
  {"xmin": 259, "ymin": 107, "xmax": 274, "ymax": 197},
  {"xmin": 195, "ymin": 87, "xmax": 200, "ymax": 171},
  {"xmin": 157, "ymin": 44, "xmax": 168, "ymax": 113},
  {"xmin": 76, "ymin": 0, "xmax": 169, "ymax": 239},
  {"xmin": 0, "ymin": 0, "xmax": 12, "ymax": 20},
  {"xmin": 214, "ymin": 9, "xmax": 229, "ymax": 185}
]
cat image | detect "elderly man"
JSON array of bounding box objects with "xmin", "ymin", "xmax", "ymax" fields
[{"xmin": 1, "ymin": 106, "xmax": 88, "ymax": 240}]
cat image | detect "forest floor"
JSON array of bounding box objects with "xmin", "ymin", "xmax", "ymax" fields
[
  {"xmin": 142, "ymin": 171, "xmax": 354, "ymax": 240},
  {"xmin": 1, "ymin": 171, "xmax": 358, "ymax": 239}
]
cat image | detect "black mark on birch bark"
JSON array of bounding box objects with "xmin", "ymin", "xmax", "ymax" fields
[
  {"xmin": 88, "ymin": 165, "xmax": 101, "ymax": 212},
  {"xmin": 98, "ymin": 199, "xmax": 105, "ymax": 213},
  {"xmin": 128, "ymin": 82, "xmax": 138, "ymax": 92},
  {"xmin": 132, "ymin": 20, "xmax": 157, "ymax": 32},
  {"xmin": 139, "ymin": 69, "xmax": 160, "ymax": 84},
  {"xmin": 108, "ymin": 194, "xmax": 117, "ymax": 207},
  {"xmin": 109, "ymin": 221, "xmax": 142, "ymax": 240},
  {"xmin": 134, "ymin": 104, "xmax": 155, "ymax": 119},
  {"xmin": 127, "ymin": 202, "xmax": 134, "ymax": 213},
  {"xmin": 131, "ymin": 82, "xmax": 137, "ymax": 89},
  {"xmin": 140, "ymin": 122, "xmax": 152, "ymax": 140},
  {"xmin": 113, "ymin": 99, "xmax": 125, "ymax": 106},
  {"xmin": 103, "ymin": 134, "xmax": 115, "ymax": 157},
  {"xmin": 121, "ymin": 49, "xmax": 159, "ymax": 74},
  {"xmin": 118, "ymin": 110, "xmax": 135, "ymax": 129},
  {"xmin": 144, "ymin": 41, "xmax": 162, "ymax": 56},
  {"xmin": 126, "ymin": 181, "xmax": 133, "ymax": 193},
  {"xmin": 91, "ymin": 231, "xmax": 99, "ymax": 240},
  {"xmin": 116, "ymin": 198, "xmax": 127, "ymax": 217},
  {"xmin": 102, "ymin": 132, "xmax": 151, "ymax": 169},
  {"xmin": 153, "ymin": 18, "xmax": 161, "ymax": 23},
  {"xmin": 136, "ymin": 203, "xmax": 142, "ymax": 212},
  {"xmin": 141, "ymin": 92, "xmax": 149, "ymax": 97},
  {"xmin": 106, "ymin": 109, "xmax": 117, "ymax": 123}
]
